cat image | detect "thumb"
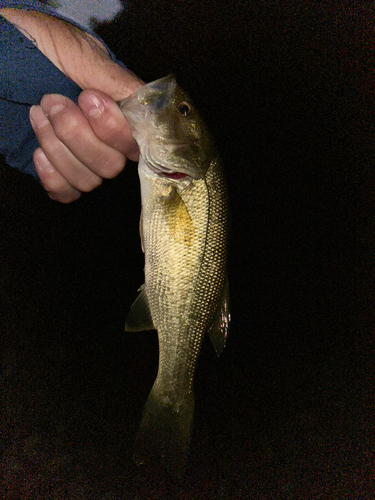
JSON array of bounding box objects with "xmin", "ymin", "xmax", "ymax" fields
[
  {"xmin": 41, "ymin": 14, "xmax": 145, "ymax": 100},
  {"xmin": 74, "ymin": 59, "xmax": 144, "ymax": 102},
  {"xmin": 0, "ymin": 8, "xmax": 143, "ymax": 101}
]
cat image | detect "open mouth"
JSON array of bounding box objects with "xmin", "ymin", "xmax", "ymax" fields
[
  {"xmin": 144, "ymin": 150, "xmax": 190, "ymax": 180},
  {"xmin": 160, "ymin": 172, "xmax": 188, "ymax": 180}
]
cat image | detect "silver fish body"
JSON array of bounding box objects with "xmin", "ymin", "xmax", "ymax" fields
[{"xmin": 119, "ymin": 76, "xmax": 230, "ymax": 472}]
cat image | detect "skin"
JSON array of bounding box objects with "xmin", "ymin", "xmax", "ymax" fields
[{"xmin": 0, "ymin": 8, "xmax": 144, "ymax": 203}]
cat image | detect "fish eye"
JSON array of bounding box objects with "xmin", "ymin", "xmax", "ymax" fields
[{"xmin": 177, "ymin": 102, "xmax": 191, "ymax": 116}]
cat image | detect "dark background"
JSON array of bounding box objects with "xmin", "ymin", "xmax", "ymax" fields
[{"xmin": 0, "ymin": 1, "xmax": 373, "ymax": 498}]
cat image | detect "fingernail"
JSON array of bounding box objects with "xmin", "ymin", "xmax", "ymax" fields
[
  {"xmin": 29, "ymin": 105, "xmax": 50, "ymax": 129},
  {"xmin": 34, "ymin": 149, "xmax": 54, "ymax": 172},
  {"xmin": 41, "ymin": 94, "xmax": 66, "ymax": 117},
  {"xmin": 79, "ymin": 91, "xmax": 105, "ymax": 118}
]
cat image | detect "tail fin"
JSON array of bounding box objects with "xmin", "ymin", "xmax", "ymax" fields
[{"xmin": 133, "ymin": 386, "xmax": 194, "ymax": 475}]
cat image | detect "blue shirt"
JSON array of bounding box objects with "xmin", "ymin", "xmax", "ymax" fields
[{"xmin": 0, "ymin": 0, "xmax": 125, "ymax": 178}]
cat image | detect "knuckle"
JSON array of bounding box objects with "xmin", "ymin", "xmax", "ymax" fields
[
  {"xmin": 41, "ymin": 175, "xmax": 66, "ymax": 194},
  {"xmin": 97, "ymin": 155, "xmax": 126, "ymax": 179},
  {"xmin": 76, "ymin": 175, "xmax": 102, "ymax": 193},
  {"xmin": 90, "ymin": 113, "xmax": 128, "ymax": 148},
  {"xmin": 100, "ymin": 114, "xmax": 119, "ymax": 135},
  {"xmin": 39, "ymin": 171, "xmax": 81, "ymax": 203},
  {"xmin": 43, "ymin": 140, "xmax": 64, "ymax": 158},
  {"xmin": 52, "ymin": 113, "xmax": 83, "ymax": 144}
]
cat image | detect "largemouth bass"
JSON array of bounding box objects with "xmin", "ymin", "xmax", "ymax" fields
[{"xmin": 119, "ymin": 75, "xmax": 230, "ymax": 473}]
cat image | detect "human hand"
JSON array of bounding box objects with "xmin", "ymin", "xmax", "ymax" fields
[
  {"xmin": 1, "ymin": 8, "xmax": 143, "ymax": 203},
  {"xmin": 29, "ymin": 90, "xmax": 140, "ymax": 203}
]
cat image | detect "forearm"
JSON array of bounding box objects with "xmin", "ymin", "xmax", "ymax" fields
[{"xmin": 0, "ymin": 4, "xmax": 143, "ymax": 202}]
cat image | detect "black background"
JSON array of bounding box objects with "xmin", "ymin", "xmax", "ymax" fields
[{"xmin": 0, "ymin": 1, "xmax": 373, "ymax": 498}]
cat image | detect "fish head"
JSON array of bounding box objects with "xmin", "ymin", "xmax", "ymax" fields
[{"xmin": 119, "ymin": 75, "xmax": 215, "ymax": 181}]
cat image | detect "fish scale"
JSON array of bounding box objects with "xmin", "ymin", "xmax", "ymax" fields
[
  {"xmin": 119, "ymin": 76, "xmax": 230, "ymax": 473},
  {"xmin": 146, "ymin": 173, "xmax": 209, "ymax": 389}
]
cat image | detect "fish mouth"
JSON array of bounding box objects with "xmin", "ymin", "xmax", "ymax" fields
[
  {"xmin": 143, "ymin": 148, "xmax": 201, "ymax": 181},
  {"xmin": 143, "ymin": 155, "xmax": 189, "ymax": 180},
  {"xmin": 160, "ymin": 171, "xmax": 189, "ymax": 180}
]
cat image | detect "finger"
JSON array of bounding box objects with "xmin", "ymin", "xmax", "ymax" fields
[
  {"xmin": 30, "ymin": 103, "xmax": 103, "ymax": 191},
  {"xmin": 40, "ymin": 94, "xmax": 128, "ymax": 179},
  {"xmin": 78, "ymin": 89, "xmax": 139, "ymax": 161},
  {"xmin": 30, "ymin": 102, "xmax": 103, "ymax": 191},
  {"xmin": 33, "ymin": 148, "xmax": 81, "ymax": 203},
  {"xmin": 32, "ymin": 95, "xmax": 124, "ymax": 181}
]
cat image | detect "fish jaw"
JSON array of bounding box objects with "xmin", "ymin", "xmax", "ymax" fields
[
  {"xmin": 118, "ymin": 75, "xmax": 178, "ymax": 158},
  {"xmin": 118, "ymin": 74, "xmax": 176, "ymax": 128},
  {"xmin": 119, "ymin": 76, "xmax": 214, "ymax": 180}
]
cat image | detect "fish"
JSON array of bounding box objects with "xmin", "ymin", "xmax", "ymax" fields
[{"xmin": 119, "ymin": 75, "xmax": 230, "ymax": 473}]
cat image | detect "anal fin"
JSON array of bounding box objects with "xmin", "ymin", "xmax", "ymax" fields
[{"xmin": 125, "ymin": 284, "xmax": 155, "ymax": 332}]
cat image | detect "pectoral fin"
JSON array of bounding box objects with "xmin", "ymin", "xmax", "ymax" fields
[
  {"xmin": 163, "ymin": 188, "xmax": 194, "ymax": 246},
  {"xmin": 208, "ymin": 276, "xmax": 230, "ymax": 356},
  {"xmin": 125, "ymin": 285, "xmax": 155, "ymax": 332}
]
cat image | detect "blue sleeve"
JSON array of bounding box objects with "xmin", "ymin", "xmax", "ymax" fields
[{"xmin": 0, "ymin": 0, "xmax": 126, "ymax": 178}]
